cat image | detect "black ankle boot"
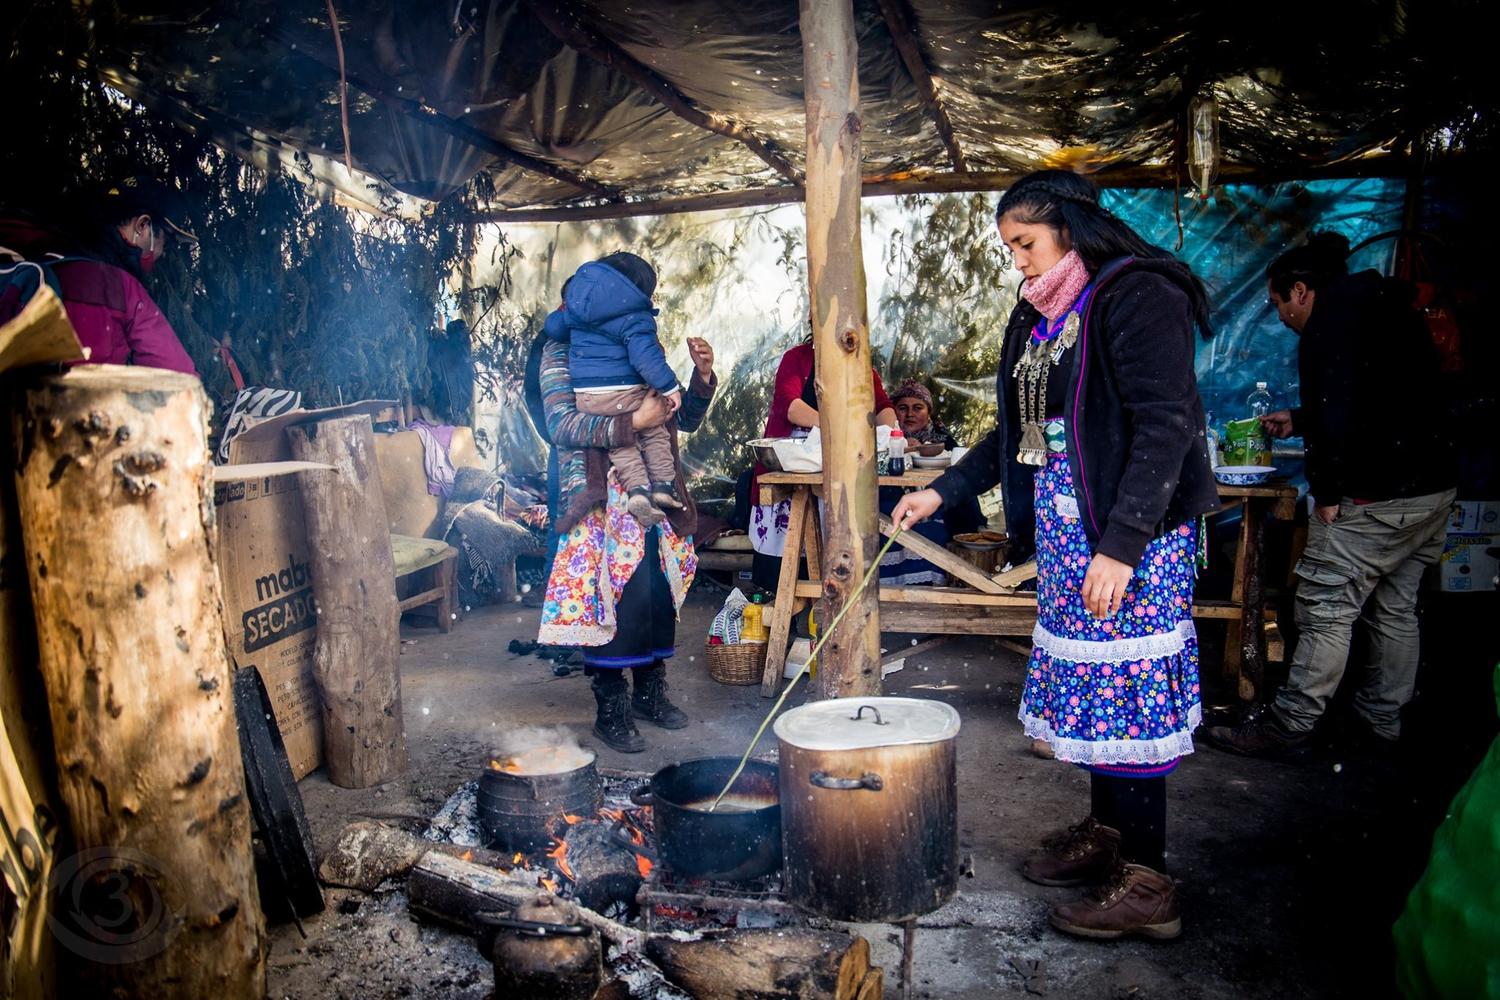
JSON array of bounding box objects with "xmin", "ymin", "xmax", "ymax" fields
[
  {"xmin": 632, "ymin": 662, "xmax": 689, "ymax": 729},
  {"xmin": 590, "ymin": 673, "xmax": 645, "ymax": 752}
]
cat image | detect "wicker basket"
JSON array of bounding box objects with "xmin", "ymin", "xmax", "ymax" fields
[{"xmin": 705, "ymin": 641, "xmax": 766, "ymax": 685}]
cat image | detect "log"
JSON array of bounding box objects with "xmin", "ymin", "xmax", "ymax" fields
[
  {"xmin": 560, "ymin": 819, "xmax": 645, "ymax": 914},
  {"xmin": 646, "ymin": 928, "xmax": 876, "ymax": 1000},
  {"xmin": 285, "ymin": 414, "xmax": 406, "ymax": 788},
  {"xmin": 855, "ymin": 967, "xmax": 884, "ymax": 1000},
  {"xmin": 802, "ymin": 0, "xmax": 882, "ymax": 700},
  {"xmin": 11, "ymin": 365, "xmax": 265, "ymax": 996},
  {"xmin": 317, "ymin": 820, "xmax": 515, "ymax": 891},
  {"xmin": 407, "ymin": 850, "xmax": 646, "ymax": 951}
]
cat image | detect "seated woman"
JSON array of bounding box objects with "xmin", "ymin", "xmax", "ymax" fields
[
  {"xmin": 749, "ymin": 333, "xmax": 896, "ymax": 591},
  {"xmin": 891, "ymin": 378, "xmax": 959, "ymax": 450}
]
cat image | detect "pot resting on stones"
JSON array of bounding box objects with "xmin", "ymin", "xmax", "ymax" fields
[{"xmin": 774, "ymin": 697, "xmax": 961, "ymax": 922}]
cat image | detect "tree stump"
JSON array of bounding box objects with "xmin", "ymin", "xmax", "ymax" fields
[
  {"xmin": 10, "ymin": 365, "xmax": 265, "ymax": 997},
  {"xmin": 285, "ymin": 414, "xmax": 406, "ymax": 788}
]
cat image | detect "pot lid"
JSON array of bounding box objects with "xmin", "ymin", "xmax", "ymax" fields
[{"xmin": 774, "ymin": 697, "xmax": 960, "ymax": 751}]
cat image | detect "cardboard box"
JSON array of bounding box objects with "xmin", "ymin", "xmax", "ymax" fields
[
  {"xmin": 1447, "ymin": 500, "xmax": 1500, "ymax": 534},
  {"xmin": 214, "ymin": 401, "xmax": 389, "ymax": 779},
  {"xmin": 1435, "ymin": 534, "xmax": 1498, "ymax": 593}
]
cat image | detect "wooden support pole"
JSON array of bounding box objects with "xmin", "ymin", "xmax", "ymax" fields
[
  {"xmin": 874, "ymin": 0, "xmax": 967, "ymax": 172},
  {"xmin": 285, "ymin": 415, "xmax": 407, "ymax": 788},
  {"xmin": 801, "ymin": 0, "xmax": 881, "ymax": 700},
  {"xmin": 524, "ymin": 0, "xmax": 803, "ymax": 184},
  {"xmin": 11, "ymin": 366, "xmax": 265, "ymax": 996}
]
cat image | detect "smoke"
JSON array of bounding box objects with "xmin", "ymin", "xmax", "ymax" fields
[{"xmin": 491, "ymin": 726, "xmax": 592, "ymax": 774}]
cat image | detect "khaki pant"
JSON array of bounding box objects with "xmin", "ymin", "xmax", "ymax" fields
[
  {"xmin": 1272, "ymin": 489, "xmax": 1456, "ymax": 739},
  {"xmin": 575, "ymin": 386, "xmax": 677, "ymax": 492}
]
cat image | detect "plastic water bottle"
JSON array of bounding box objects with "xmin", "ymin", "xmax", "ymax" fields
[
  {"xmin": 887, "ymin": 427, "xmax": 906, "ymax": 476},
  {"xmin": 1247, "ymin": 382, "xmax": 1273, "ymax": 465}
]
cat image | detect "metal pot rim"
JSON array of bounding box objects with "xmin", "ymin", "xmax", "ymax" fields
[{"xmin": 773, "ymin": 696, "xmax": 961, "ymax": 751}]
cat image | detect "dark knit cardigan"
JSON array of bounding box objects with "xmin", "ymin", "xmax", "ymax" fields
[{"xmin": 538, "ymin": 339, "xmax": 716, "ymax": 535}]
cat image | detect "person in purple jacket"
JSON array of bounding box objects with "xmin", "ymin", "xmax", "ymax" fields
[{"xmin": 545, "ymin": 252, "xmax": 695, "ymax": 528}]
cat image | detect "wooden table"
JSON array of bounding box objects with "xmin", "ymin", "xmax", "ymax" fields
[{"xmin": 756, "ymin": 470, "xmax": 1299, "ymax": 700}]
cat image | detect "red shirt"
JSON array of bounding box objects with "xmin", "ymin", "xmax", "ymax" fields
[
  {"xmin": 52, "ymin": 260, "xmax": 197, "ymax": 375},
  {"xmin": 753, "ymin": 342, "xmax": 893, "ymax": 495}
]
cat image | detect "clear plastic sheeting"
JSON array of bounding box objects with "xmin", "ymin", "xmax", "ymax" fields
[{"xmin": 86, "ymin": 1, "xmax": 1456, "ymax": 212}]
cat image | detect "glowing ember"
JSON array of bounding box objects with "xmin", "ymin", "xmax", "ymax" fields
[
  {"xmin": 512, "ymin": 853, "xmax": 524, "ymax": 865},
  {"xmin": 636, "ymin": 855, "xmax": 654, "ymax": 878},
  {"xmin": 488, "ymin": 746, "xmax": 594, "ymax": 775},
  {"xmin": 563, "ymin": 813, "xmax": 581, "ymax": 825},
  {"xmin": 540, "ymin": 877, "xmax": 558, "ymax": 893},
  {"xmin": 459, "ymin": 850, "xmax": 473, "ymax": 862},
  {"xmin": 600, "ymin": 807, "xmax": 654, "ymax": 879}
]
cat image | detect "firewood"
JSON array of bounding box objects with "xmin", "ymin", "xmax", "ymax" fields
[
  {"xmin": 559, "ymin": 819, "xmax": 644, "ymax": 914},
  {"xmin": 407, "ymin": 850, "xmax": 645, "ymax": 951},
  {"xmin": 285, "ymin": 414, "xmax": 406, "ymax": 788},
  {"xmin": 646, "ymin": 928, "xmax": 876, "ymax": 1000},
  {"xmin": 318, "ymin": 820, "xmax": 514, "ymax": 891},
  {"xmin": 854, "ymin": 967, "xmax": 884, "ymax": 1000},
  {"xmin": 11, "ymin": 366, "xmax": 264, "ymax": 995}
]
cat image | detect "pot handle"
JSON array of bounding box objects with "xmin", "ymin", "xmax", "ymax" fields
[
  {"xmin": 629, "ymin": 785, "xmax": 653, "ymax": 807},
  {"xmin": 809, "ymin": 770, "xmax": 884, "ymax": 791},
  {"xmin": 850, "ymin": 705, "xmax": 889, "ymax": 725}
]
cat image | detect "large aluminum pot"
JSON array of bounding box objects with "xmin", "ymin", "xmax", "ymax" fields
[{"xmin": 774, "ymin": 697, "xmax": 960, "ymax": 922}]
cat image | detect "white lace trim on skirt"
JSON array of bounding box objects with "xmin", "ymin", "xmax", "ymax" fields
[
  {"xmin": 1019, "ymin": 702, "xmax": 1202, "ymax": 765},
  {"xmin": 1033, "ymin": 618, "xmax": 1196, "ymax": 665}
]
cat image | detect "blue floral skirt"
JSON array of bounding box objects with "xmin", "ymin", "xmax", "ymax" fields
[{"xmin": 1019, "ymin": 439, "xmax": 1202, "ymax": 775}]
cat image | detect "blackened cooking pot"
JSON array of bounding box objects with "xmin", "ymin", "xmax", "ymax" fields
[
  {"xmin": 632, "ymin": 757, "xmax": 781, "ymax": 881},
  {"xmin": 478, "ymin": 748, "xmax": 602, "ymax": 853},
  {"xmin": 774, "ymin": 697, "xmax": 961, "ymax": 922}
]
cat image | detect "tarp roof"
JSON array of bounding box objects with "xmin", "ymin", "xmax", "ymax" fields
[{"xmin": 92, "ymin": 1, "xmax": 1480, "ymax": 219}]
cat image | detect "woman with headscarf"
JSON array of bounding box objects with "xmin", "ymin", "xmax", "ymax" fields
[{"xmin": 889, "ymin": 377, "xmax": 959, "ymax": 451}]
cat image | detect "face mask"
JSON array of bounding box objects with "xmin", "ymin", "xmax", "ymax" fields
[{"xmin": 133, "ymin": 223, "xmax": 159, "ymax": 274}]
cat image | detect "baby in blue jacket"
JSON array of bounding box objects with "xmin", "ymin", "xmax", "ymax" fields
[{"xmin": 545, "ymin": 252, "xmax": 684, "ymax": 527}]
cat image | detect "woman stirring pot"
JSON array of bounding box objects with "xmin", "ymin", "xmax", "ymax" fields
[{"xmin": 893, "ymin": 171, "xmax": 1219, "ymax": 941}]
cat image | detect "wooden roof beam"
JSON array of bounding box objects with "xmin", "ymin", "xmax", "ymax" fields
[
  {"xmin": 523, "ymin": 0, "xmax": 803, "ymax": 185},
  {"xmin": 285, "ymin": 33, "xmax": 621, "ymax": 201},
  {"xmin": 467, "ymin": 156, "xmax": 1413, "ymax": 224},
  {"xmin": 875, "ymin": 0, "xmax": 967, "ymax": 172}
]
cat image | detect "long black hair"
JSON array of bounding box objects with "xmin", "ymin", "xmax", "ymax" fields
[
  {"xmin": 995, "ymin": 170, "xmax": 1214, "ymax": 339},
  {"xmin": 1266, "ymin": 231, "xmax": 1350, "ymax": 297}
]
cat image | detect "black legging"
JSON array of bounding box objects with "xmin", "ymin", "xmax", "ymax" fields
[{"xmin": 1091, "ymin": 773, "xmax": 1167, "ymax": 872}]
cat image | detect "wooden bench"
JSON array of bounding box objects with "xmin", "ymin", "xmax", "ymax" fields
[{"xmin": 391, "ymin": 533, "xmax": 458, "ymax": 632}]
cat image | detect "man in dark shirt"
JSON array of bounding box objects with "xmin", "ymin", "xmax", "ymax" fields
[{"xmin": 1206, "ymin": 233, "xmax": 1456, "ymax": 757}]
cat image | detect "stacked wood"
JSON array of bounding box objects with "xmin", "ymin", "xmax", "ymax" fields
[
  {"xmin": 11, "ymin": 366, "xmax": 264, "ymax": 996},
  {"xmin": 801, "ymin": 0, "xmax": 882, "ymax": 699},
  {"xmin": 285, "ymin": 414, "xmax": 406, "ymax": 788},
  {"xmin": 646, "ymin": 929, "xmax": 878, "ymax": 1000}
]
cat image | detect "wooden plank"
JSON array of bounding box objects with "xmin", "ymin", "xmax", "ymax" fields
[
  {"xmin": 526, "ymin": 0, "xmax": 801, "ymax": 184},
  {"xmin": 760, "ymin": 470, "xmax": 942, "ymax": 487},
  {"xmin": 875, "ymin": 0, "xmax": 967, "ymax": 171},
  {"xmin": 0, "ymin": 282, "xmax": 82, "ymax": 373},
  {"xmin": 880, "ymin": 602, "xmax": 1037, "ymax": 636},
  {"xmin": 468, "ymin": 159, "xmax": 1413, "ymax": 224},
  {"xmin": 877, "ymin": 515, "xmax": 1005, "ymax": 593},
  {"xmin": 991, "ymin": 559, "xmax": 1038, "ymax": 590},
  {"xmin": 1224, "ymin": 496, "xmax": 1250, "ymax": 687},
  {"xmin": 880, "ymin": 636, "xmax": 949, "ymax": 665},
  {"xmin": 761, "ymin": 490, "xmax": 810, "ymax": 695},
  {"xmin": 793, "ymin": 582, "xmax": 1036, "ymax": 607}
]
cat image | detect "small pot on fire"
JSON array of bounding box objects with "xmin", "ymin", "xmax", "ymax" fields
[
  {"xmin": 477, "ymin": 893, "xmax": 601, "ymax": 1000},
  {"xmin": 478, "ymin": 745, "xmax": 603, "ymax": 853}
]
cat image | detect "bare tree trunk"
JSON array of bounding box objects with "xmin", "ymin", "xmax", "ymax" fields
[
  {"xmin": 286, "ymin": 414, "xmax": 407, "ymax": 788},
  {"xmin": 801, "ymin": 0, "xmax": 881, "ymax": 699},
  {"xmin": 11, "ymin": 365, "xmax": 265, "ymax": 996}
]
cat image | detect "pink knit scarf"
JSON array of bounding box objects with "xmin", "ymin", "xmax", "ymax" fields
[{"xmin": 1020, "ymin": 250, "xmax": 1091, "ymax": 323}]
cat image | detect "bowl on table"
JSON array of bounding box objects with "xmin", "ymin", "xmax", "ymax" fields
[
  {"xmin": 748, "ymin": 438, "xmax": 787, "ymax": 472},
  {"xmin": 913, "ymin": 442, "xmax": 947, "ymax": 457},
  {"xmin": 911, "ymin": 452, "xmax": 951, "ymax": 470},
  {"xmin": 1213, "ymin": 465, "xmax": 1275, "ymax": 486}
]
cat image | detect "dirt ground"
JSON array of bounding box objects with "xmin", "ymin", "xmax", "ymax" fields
[{"xmin": 266, "ymin": 581, "xmax": 1498, "ymax": 1000}]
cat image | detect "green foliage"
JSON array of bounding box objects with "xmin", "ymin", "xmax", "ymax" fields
[{"xmin": 874, "ymin": 193, "xmax": 1016, "ymax": 442}]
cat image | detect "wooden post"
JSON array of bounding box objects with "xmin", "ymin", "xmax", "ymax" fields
[
  {"xmin": 801, "ymin": 0, "xmax": 881, "ymax": 699},
  {"xmin": 11, "ymin": 366, "xmax": 265, "ymax": 996},
  {"xmin": 285, "ymin": 414, "xmax": 407, "ymax": 787}
]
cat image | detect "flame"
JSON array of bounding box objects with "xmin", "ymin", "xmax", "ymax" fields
[
  {"xmin": 540, "ymin": 877, "xmax": 558, "ymax": 893},
  {"xmin": 459, "ymin": 850, "xmax": 473, "ymax": 862},
  {"xmin": 512, "ymin": 852, "xmax": 523, "ymax": 865},
  {"xmin": 636, "ymin": 855, "xmax": 654, "ymax": 878},
  {"xmin": 600, "ymin": 807, "xmax": 653, "ymax": 879},
  {"xmin": 547, "ymin": 838, "xmax": 575, "ymax": 881},
  {"xmin": 562, "ymin": 813, "xmax": 581, "ymax": 825}
]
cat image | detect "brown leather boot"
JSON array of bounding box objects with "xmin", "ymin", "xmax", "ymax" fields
[
  {"xmin": 1048, "ymin": 861, "xmax": 1181, "ymax": 941},
  {"xmin": 1022, "ymin": 816, "xmax": 1120, "ymax": 887}
]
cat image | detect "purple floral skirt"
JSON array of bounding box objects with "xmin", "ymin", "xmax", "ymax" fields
[{"xmin": 1019, "ymin": 444, "xmax": 1202, "ymax": 774}]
